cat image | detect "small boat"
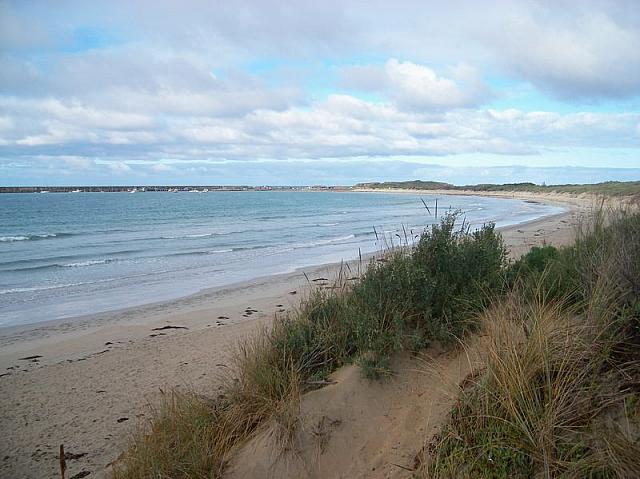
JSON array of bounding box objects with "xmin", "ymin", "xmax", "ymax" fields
[
  {"xmin": 40, "ymin": 190, "xmax": 49, "ymax": 193},
  {"xmin": 71, "ymin": 189, "xmax": 81, "ymax": 193},
  {"xmin": 129, "ymin": 188, "xmax": 138, "ymax": 193}
]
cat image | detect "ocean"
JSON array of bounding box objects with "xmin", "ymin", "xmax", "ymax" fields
[{"xmin": 0, "ymin": 191, "xmax": 563, "ymax": 327}]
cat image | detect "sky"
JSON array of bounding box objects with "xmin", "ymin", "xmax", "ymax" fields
[{"xmin": 0, "ymin": 0, "xmax": 639, "ymax": 186}]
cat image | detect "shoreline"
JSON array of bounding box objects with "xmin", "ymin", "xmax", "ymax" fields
[
  {"xmin": 0, "ymin": 191, "xmax": 592, "ymax": 478},
  {"xmin": 0, "ymin": 189, "xmax": 564, "ymax": 331},
  {"xmin": 0, "ymin": 193, "xmax": 569, "ymax": 368},
  {"xmin": 0, "ymin": 259, "xmax": 369, "ymax": 368},
  {"xmin": 0, "ymin": 191, "xmax": 568, "ymax": 356}
]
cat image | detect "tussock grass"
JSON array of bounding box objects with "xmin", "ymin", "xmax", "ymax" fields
[
  {"xmin": 113, "ymin": 327, "xmax": 303, "ymax": 478},
  {"xmin": 420, "ymin": 209, "xmax": 640, "ymax": 478},
  {"xmin": 111, "ymin": 391, "xmax": 224, "ymax": 478}
]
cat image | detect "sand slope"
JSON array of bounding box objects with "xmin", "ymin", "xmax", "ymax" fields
[{"xmin": 227, "ymin": 344, "xmax": 483, "ymax": 479}]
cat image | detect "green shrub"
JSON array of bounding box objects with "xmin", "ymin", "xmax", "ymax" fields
[
  {"xmin": 275, "ymin": 213, "xmax": 508, "ymax": 378},
  {"xmin": 409, "ymin": 214, "xmax": 506, "ymax": 341}
]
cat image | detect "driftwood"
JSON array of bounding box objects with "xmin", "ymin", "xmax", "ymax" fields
[{"xmin": 59, "ymin": 444, "xmax": 66, "ymax": 479}]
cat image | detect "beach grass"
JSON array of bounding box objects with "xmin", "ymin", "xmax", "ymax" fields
[{"xmin": 419, "ymin": 207, "xmax": 640, "ymax": 478}]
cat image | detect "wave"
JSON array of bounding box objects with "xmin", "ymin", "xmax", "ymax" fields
[
  {"xmin": 255, "ymin": 214, "xmax": 288, "ymax": 220},
  {"xmin": 293, "ymin": 234, "xmax": 357, "ymax": 250},
  {"xmin": 0, "ymin": 233, "xmax": 73, "ymax": 242},
  {"xmin": 160, "ymin": 233, "xmax": 220, "ymax": 240},
  {"xmin": 8, "ymin": 259, "xmax": 115, "ymax": 272},
  {"xmin": 256, "ymin": 213, "xmax": 322, "ymax": 221},
  {"xmin": 158, "ymin": 231, "xmax": 252, "ymax": 240},
  {"xmin": 0, "ymin": 249, "xmax": 144, "ymax": 273},
  {"xmin": 184, "ymin": 233, "xmax": 218, "ymax": 239},
  {"xmin": 166, "ymin": 248, "xmax": 235, "ymax": 257},
  {"xmin": 231, "ymin": 245, "xmax": 271, "ymax": 252},
  {"xmin": 0, "ymin": 277, "xmax": 121, "ymax": 295},
  {"xmin": 63, "ymin": 259, "xmax": 114, "ymax": 268}
]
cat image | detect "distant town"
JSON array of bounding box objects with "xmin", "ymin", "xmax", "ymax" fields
[{"xmin": 0, "ymin": 185, "xmax": 348, "ymax": 193}]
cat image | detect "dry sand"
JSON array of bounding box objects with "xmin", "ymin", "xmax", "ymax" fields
[
  {"xmin": 0, "ymin": 191, "xmax": 604, "ymax": 478},
  {"xmin": 227, "ymin": 345, "xmax": 484, "ymax": 479}
]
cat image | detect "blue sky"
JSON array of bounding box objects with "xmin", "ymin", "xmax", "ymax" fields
[{"xmin": 0, "ymin": 0, "xmax": 639, "ymax": 186}]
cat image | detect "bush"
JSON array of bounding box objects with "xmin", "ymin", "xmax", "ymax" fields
[
  {"xmin": 279, "ymin": 212, "xmax": 508, "ymax": 377},
  {"xmin": 409, "ymin": 214, "xmax": 506, "ymax": 341}
]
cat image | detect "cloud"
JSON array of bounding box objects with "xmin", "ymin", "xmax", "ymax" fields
[
  {"xmin": 62, "ymin": 156, "xmax": 93, "ymax": 169},
  {"xmin": 0, "ymin": 0, "xmax": 638, "ymax": 185},
  {"xmin": 0, "ymin": 2, "xmax": 51, "ymax": 51},
  {"xmin": 488, "ymin": 7, "xmax": 640, "ymax": 99},
  {"xmin": 108, "ymin": 161, "xmax": 132, "ymax": 173},
  {"xmin": 2, "ymin": 91, "xmax": 637, "ymax": 170},
  {"xmin": 384, "ymin": 59, "xmax": 482, "ymax": 110},
  {"xmin": 150, "ymin": 162, "xmax": 174, "ymax": 172},
  {"xmin": 339, "ymin": 60, "xmax": 489, "ymax": 110},
  {"xmin": 5, "ymin": 1, "xmax": 639, "ymax": 101}
]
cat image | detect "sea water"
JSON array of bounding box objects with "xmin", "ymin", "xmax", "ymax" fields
[{"xmin": 0, "ymin": 191, "xmax": 563, "ymax": 326}]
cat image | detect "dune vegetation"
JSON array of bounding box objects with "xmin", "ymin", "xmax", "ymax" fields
[
  {"xmin": 354, "ymin": 180, "xmax": 640, "ymax": 197},
  {"xmin": 418, "ymin": 207, "xmax": 640, "ymax": 478},
  {"xmin": 112, "ymin": 203, "xmax": 640, "ymax": 478}
]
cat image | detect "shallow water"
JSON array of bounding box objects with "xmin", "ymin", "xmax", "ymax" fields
[{"xmin": 0, "ymin": 191, "xmax": 563, "ymax": 326}]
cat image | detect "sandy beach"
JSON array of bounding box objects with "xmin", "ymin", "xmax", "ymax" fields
[{"xmin": 0, "ymin": 191, "xmax": 602, "ymax": 478}]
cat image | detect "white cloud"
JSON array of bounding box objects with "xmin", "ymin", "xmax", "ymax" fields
[
  {"xmin": 0, "ymin": 117, "xmax": 14, "ymax": 131},
  {"xmin": 150, "ymin": 163, "xmax": 174, "ymax": 172},
  {"xmin": 2, "ymin": 92, "xmax": 638, "ymax": 164},
  {"xmin": 384, "ymin": 59, "xmax": 474, "ymax": 110},
  {"xmin": 339, "ymin": 60, "xmax": 488, "ymax": 110},
  {"xmin": 62, "ymin": 156, "xmax": 93, "ymax": 169},
  {"xmin": 108, "ymin": 161, "xmax": 132, "ymax": 173}
]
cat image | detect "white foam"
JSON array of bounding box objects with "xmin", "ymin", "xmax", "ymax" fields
[
  {"xmin": 63, "ymin": 259, "xmax": 111, "ymax": 267},
  {"xmin": 0, "ymin": 277, "xmax": 118, "ymax": 295},
  {"xmin": 0, "ymin": 236, "xmax": 29, "ymax": 242},
  {"xmin": 161, "ymin": 232, "xmax": 217, "ymax": 239},
  {"xmin": 293, "ymin": 234, "xmax": 356, "ymax": 250},
  {"xmin": 0, "ymin": 233, "xmax": 59, "ymax": 242}
]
